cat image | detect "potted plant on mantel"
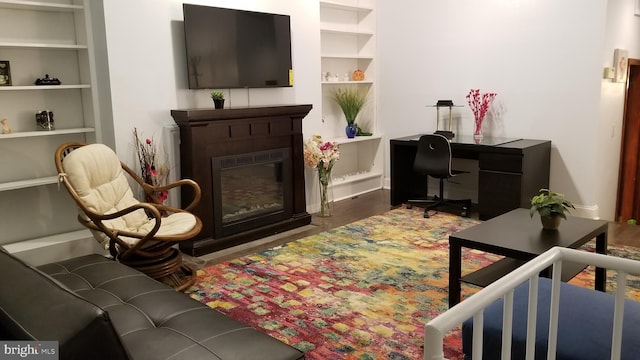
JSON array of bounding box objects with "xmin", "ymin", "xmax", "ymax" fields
[
  {"xmin": 210, "ymin": 90, "xmax": 225, "ymax": 109},
  {"xmin": 332, "ymin": 87, "xmax": 368, "ymax": 138},
  {"xmin": 529, "ymin": 188, "xmax": 575, "ymax": 230}
]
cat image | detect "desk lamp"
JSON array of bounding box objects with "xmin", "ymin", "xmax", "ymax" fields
[{"xmin": 430, "ymin": 100, "xmax": 462, "ymax": 140}]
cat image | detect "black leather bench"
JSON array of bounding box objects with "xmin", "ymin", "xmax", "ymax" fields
[{"xmin": 0, "ymin": 249, "xmax": 304, "ymax": 360}]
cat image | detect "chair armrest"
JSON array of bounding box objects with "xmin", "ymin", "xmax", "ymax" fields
[
  {"xmin": 120, "ymin": 161, "xmax": 202, "ymax": 212},
  {"xmin": 143, "ymin": 179, "xmax": 202, "ymax": 212}
]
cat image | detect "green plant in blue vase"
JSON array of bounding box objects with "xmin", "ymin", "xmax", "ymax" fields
[{"xmin": 332, "ymin": 87, "xmax": 368, "ymax": 138}]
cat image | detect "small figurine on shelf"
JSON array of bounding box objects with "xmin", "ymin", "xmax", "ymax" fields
[
  {"xmin": 35, "ymin": 110, "xmax": 54, "ymax": 130},
  {"xmin": 1, "ymin": 118, "xmax": 11, "ymax": 134},
  {"xmin": 34, "ymin": 74, "xmax": 61, "ymax": 86},
  {"xmin": 352, "ymin": 69, "xmax": 365, "ymax": 81},
  {"xmin": 0, "ymin": 61, "xmax": 12, "ymax": 86}
]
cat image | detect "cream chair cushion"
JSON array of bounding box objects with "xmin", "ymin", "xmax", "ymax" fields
[{"xmin": 63, "ymin": 144, "xmax": 196, "ymax": 248}]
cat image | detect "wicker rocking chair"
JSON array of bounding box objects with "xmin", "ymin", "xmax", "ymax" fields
[{"xmin": 54, "ymin": 142, "xmax": 202, "ymax": 291}]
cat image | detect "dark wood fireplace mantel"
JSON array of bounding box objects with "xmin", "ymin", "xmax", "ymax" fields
[{"xmin": 171, "ymin": 104, "xmax": 313, "ymax": 256}]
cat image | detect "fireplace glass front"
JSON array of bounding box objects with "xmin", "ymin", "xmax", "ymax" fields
[{"xmin": 212, "ymin": 148, "xmax": 292, "ymax": 237}]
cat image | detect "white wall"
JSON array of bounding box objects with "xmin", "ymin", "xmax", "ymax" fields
[
  {"xmin": 101, "ymin": 0, "xmax": 321, "ymax": 165},
  {"xmin": 99, "ymin": 0, "xmax": 640, "ymax": 221},
  {"xmin": 378, "ymin": 0, "xmax": 640, "ymax": 220}
]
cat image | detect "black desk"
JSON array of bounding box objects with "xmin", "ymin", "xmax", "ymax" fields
[{"xmin": 390, "ymin": 134, "xmax": 551, "ymax": 220}]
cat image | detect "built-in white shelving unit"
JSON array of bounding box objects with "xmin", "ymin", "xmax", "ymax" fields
[
  {"xmin": 0, "ymin": 0, "xmax": 100, "ymax": 248},
  {"xmin": 319, "ymin": 0, "xmax": 382, "ymax": 201},
  {"xmin": 0, "ymin": 84, "xmax": 91, "ymax": 90}
]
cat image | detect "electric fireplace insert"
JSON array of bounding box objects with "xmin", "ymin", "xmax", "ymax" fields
[{"xmin": 212, "ymin": 148, "xmax": 292, "ymax": 238}]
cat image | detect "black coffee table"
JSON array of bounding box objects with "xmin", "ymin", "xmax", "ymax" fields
[{"xmin": 449, "ymin": 208, "xmax": 608, "ymax": 307}]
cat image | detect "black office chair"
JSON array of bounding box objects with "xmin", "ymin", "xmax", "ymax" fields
[{"xmin": 406, "ymin": 134, "xmax": 472, "ymax": 218}]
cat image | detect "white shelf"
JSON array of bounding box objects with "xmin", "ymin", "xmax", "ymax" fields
[
  {"xmin": 330, "ymin": 134, "xmax": 382, "ymax": 145},
  {"xmin": 332, "ymin": 170, "xmax": 383, "ymax": 186},
  {"xmin": 330, "ymin": 171, "xmax": 384, "ymax": 203},
  {"xmin": 0, "ymin": 127, "xmax": 95, "ymax": 139},
  {"xmin": 320, "ymin": 0, "xmax": 373, "ymax": 12},
  {"xmin": 322, "ymin": 54, "xmax": 373, "ymax": 60},
  {"xmin": 0, "ymin": 84, "xmax": 90, "ymax": 90},
  {"xmin": 2, "ymin": 229, "xmax": 90, "ymax": 254},
  {"xmin": 320, "ymin": 26, "xmax": 374, "ymax": 36},
  {"xmin": 0, "ymin": 41, "xmax": 87, "ymax": 49},
  {"xmin": 0, "ymin": 176, "xmax": 57, "ymax": 191},
  {"xmin": 322, "ymin": 80, "xmax": 373, "ymax": 85},
  {"xmin": 0, "ymin": 0, "xmax": 83, "ymax": 12}
]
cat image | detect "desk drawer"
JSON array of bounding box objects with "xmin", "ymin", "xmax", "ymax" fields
[
  {"xmin": 478, "ymin": 170, "xmax": 522, "ymax": 219},
  {"xmin": 479, "ymin": 153, "xmax": 523, "ymax": 173}
]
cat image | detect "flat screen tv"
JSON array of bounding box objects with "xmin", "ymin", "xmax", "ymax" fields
[{"xmin": 183, "ymin": 4, "xmax": 293, "ymax": 89}]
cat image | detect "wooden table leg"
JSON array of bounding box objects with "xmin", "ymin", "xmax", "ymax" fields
[{"xmin": 449, "ymin": 240, "xmax": 462, "ymax": 308}]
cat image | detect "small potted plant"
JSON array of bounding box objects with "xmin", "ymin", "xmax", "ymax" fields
[
  {"xmin": 529, "ymin": 188, "xmax": 575, "ymax": 230},
  {"xmin": 332, "ymin": 87, "xmax": 368, "ymax": 138},
  {"xmin": 210, "ymin": 90, "xmax": 225, "ymax": 109}
]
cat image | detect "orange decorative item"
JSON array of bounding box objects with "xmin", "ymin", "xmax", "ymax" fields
[{"xmin": 352, "ymin": 69, "xmax": 365, "ymax": 81}]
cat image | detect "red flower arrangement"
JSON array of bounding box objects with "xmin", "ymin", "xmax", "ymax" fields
[
  {"xmin": 466, "ymin": 89, "xmax": 497, "ymax": 137},
  {"xmin": 133, "ymin": 128, "xmax": 169, "ymax": 204}
]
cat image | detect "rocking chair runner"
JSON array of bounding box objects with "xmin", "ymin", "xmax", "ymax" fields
[{"xmin": 54, "ymin": 142, "xmax": 203, "ymax": 291}]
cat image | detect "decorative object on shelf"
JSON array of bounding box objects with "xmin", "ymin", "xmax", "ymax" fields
[
  {"xmin": 133, "ymin": 128, "xmax": 169, "ymax": 206},
  {"xmin": 35, "ymin": 110, "xmax": 54, "ymax": 131},
  {"xmin": 326, "ymin": 72, "xmax": 339, "ymax": 82},
  {"xmin": 345, "ymin": 123, "xmax": 357, "ymax": 138},
  {"xmin": 529, "ymin": 188, "xmax": 575, "ymax": 230},
  {"xmin": 356, "ymin": 124, "xmax": 372, "ymax": 136},
  {"xmin": 210, "ymin": 90, "xmax": 225, "ymax": 109},
  {"xmin": 0, "ymin": 61, "xmax": 11, "ymax": 86},
  {"xmin": 333, "ymin": 87, "xmax": 369, "ymax": 138},
  {"xmin": 303, "ymin": 134, "xmax": 340, "ymax": 217},
  {"xmin": 352, "ymin": 69, "xmax": 365, "ymax": 81},
  {"xmin": 1, "ymin": 118, "xmax": 11, "ymax": 134},
  {"xmin": 466, "ymin": 89, "xmax": 497, "ymax": 140},
  {"xmin": 35, "ymin": 74, "xmax": 61, "ymax": 86},
  {"xmin": 613, "ymin": 48, "xmax": 628, "ymax": 83}
]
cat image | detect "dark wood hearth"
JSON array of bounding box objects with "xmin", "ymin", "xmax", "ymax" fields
[{"xmin": 171, "ymin": 105, "xmax": 313, "ymax": 256}]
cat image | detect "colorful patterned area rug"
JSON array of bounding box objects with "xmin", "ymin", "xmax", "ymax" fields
[{"xmin": 186, "ymin": 207, "xmax": 640, "ymax": 359}]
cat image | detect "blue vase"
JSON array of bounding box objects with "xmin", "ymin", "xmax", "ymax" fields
[{"xmin": 345, "ymin": 123, "xmax": 357, "ymax": 138}]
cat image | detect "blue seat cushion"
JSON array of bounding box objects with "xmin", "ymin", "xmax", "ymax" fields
[{"xmin": 462, "ymin": 277, "xmax": 640, "ymax": 360}]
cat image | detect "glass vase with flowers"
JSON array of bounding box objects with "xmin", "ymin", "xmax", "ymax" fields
[
  {"xmin": 303, "ymin": 134, "xmax": 340, "ymax": 217},
  {"xmin": 466, "ymin": 89, "xmax": 497, "ymax": 140}
]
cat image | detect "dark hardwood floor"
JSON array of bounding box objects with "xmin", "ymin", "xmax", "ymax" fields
[{"xmin": 185, "ymin": 189, "xmax": 640, "ymax": 268}]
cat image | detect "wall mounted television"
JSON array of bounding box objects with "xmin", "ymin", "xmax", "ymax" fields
[{"xmin": 183, "ymin": 4, "xmax": 293, "ymax": 89}]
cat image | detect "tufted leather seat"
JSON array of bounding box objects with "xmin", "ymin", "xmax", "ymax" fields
[{"xmin": 0, "ymin": 249, "xmax": 304, "ymax": 360}]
